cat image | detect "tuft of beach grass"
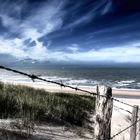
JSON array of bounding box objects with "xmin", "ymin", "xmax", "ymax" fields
[{"xmin": 0, "ymin": 82, "xmax": 95, "ymax": 127}]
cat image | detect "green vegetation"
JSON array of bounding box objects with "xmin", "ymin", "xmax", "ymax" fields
[{"xmin": 0, "ymin": 82, "xmax": 95, "ymax": 126}]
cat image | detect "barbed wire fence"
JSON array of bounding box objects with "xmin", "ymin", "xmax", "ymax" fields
[
  {"xmin": 0, "ymin": 65, "xmax": 140, "ymax": 140},
  {"xmin": 113, "ymin": 105, "xmax": 132, "ymax": 114}
]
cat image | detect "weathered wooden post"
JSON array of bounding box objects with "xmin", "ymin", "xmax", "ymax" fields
[
  {"xmin": 94, "ymin": 85, "xmax": 113, "ymax": 140},
  {"xmin": 130, "ymin": 105, "xmax": 138, "ymax": 140}
]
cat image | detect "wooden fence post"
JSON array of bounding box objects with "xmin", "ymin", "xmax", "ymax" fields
[
  {"xmin": 130, "ymin": 105, "xmax": 138, "ymax": 140},
  {"xmin": 94, "ymin": 85, "xmax": 113, "ymax": 140}
]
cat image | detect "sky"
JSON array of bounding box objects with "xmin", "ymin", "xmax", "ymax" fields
[{"xmin": 0, "ymin": 0, "xmax": 140, "ymax": 64}]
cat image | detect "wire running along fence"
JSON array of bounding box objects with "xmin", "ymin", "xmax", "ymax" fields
[
  {"xmin": 0, "ymin": 65, "xmax": 140, "ymax": 139},
  {"xmin": 113, "ymin": 105, "xmax": 132, "ymax": 114}
]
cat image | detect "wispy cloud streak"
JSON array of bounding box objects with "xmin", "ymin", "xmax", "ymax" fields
[
  {"xmin": 0, "ymin": 0, "xmax": 140, "ymax": 64},
  {"xmin": 0, "ymin": 0, "xmax": 65, "ymax": 61},
  {"xmin": 46, "ymin": 42, "xmax": 140, "ymax": 63}
]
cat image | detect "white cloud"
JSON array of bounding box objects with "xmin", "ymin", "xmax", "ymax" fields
[
  {"xmin": 67, "ymin": 44, "xmax": 79, "ymax": 52},
  {"xmin": 1, "ymin": 29, "xmax": 140, "ymax": 63},
  {"xmin": 0, "ymin": 0, "xmax": 140, "ymax": 63},
  {"xmin": 0, "ymin": 37, "xmax": 48, "ymax": 61},
  {"xmin": 22, "ymin": 1, "xmax": 64, "ymax": 39},
  {"xmin": 0, "ymin": 37, "xmax": 27, "ymax": 59},
  {"xmin": 101, "ymin": 0, "xmax": 112, "ymax": 15},
  {"xmin": 46, "ymin": 43, "xmax": 140, "ymax": 63},
  {"xmin": 65, "ymin": 0, "xmax": 111, "ymax": 28},
  {"xmin": 1, "ymin": 34, "xmax": 140, "ymax": 63},
  {"xmin": 0, "ymin": 0, "xmax": 65, "ymax": 61}
]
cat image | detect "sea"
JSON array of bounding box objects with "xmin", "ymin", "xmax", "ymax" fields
[{"xmin": 0, "ymin": 65, "xmax": 140, "ymax": 89}]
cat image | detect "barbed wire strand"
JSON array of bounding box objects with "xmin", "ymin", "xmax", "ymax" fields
[
  {"xmin": 0, "ymin": 65, "xmax": 138, "ymax": 110},
  {"xmin": 110, "ymin": 119, "xmax": 140, "ymax": 140},
  {"xmin": 110, "ymin": 118, "xmax": 140, "ymax": 139},
  {"xmin": 112, "ymin": 98, "xmax": 134, "ymax": 108},
  {"xmin": 113, "ymin": 105, "xmax": 132, "ymax": 114},
  {"xmin": 0, "ymin": 66, "xmax": 97, "ymax": 96},
  {"xmin": 1, "ymin": 65, "xmax": 140, "ymax": 139}
]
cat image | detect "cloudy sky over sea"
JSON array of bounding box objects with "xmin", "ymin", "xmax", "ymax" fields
[{"xmin": 0, "ymin": 0, "xmax": 140, "ymax": 64}]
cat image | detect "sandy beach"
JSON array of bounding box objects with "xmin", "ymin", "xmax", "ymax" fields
[
  {"xmin": 1, "ymin": 81, "xmax": 140, "ymax": 140},
  {"xmin": 7, "ymin": 81, "xmax": 140, "ymax": 97},
  {"xmin": 17, "ymin": 82, "xmax": 140, "ymax": 140}
]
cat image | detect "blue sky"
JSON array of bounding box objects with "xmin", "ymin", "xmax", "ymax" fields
[{"xmin": 0, "ymin": 0, "xmax": 140, "ymax": 64}]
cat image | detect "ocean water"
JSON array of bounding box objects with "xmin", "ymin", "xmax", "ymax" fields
[{"xmin": 0, "ymin": 65, "xmax": 140, "ymax": 89}]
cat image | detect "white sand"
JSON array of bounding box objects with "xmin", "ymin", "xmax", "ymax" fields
[
  {"xmin": 112, "ymin": 98, "xmax": 140, "ymax": 140},
  {"xmin": 4, "ymin": 80, "xmax": 140, "ymax": 96},
  {"xmin": 1, "ymin": 81, "xmax": 140, "ymax": 140}
]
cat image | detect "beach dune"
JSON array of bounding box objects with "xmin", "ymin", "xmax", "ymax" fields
[{"xmin": 1, "ymin": 80, "xmax": 140, "ymax": 140}]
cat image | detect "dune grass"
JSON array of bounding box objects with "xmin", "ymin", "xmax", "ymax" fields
[{"xmin": 0, "ymin": 82, "xmax": 95, "ymax": 126}]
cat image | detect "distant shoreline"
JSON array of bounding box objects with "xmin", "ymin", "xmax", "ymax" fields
[
  {"xmin": 1, "ymin": 80, "xmax": 140, "ymax": 98},
  {"xmin": 1, "ymin": 67, "xmax": 140, "ymax": 89}
]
